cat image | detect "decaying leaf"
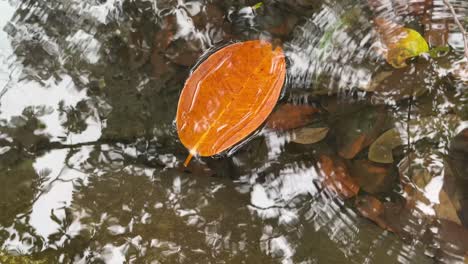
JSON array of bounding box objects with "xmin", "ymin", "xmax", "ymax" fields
[
  {"xmin": 0, "ymin": 251, "xmax": 47, "ymax": 264},
  {"xmin": 318, "ymin": 155, "xmax": 360, "ymax": 198},
  {"xmin": 432, "ymin": 219, "xmax": 468, "ymax": 260},
  {"xmin": 350, "ymin": 159, "xmax": 396, "ymax": 194},
  {"xmin": 355, "ymin": 195, "xmax": 421, "ymax": 235},
  {"xmin": 292, "ymin": 127, "xmax": 329, "ymax": 144},
  {"xmin": 266, "ymin": 103, "xmax": 319, "ymax": 131},
  {"xmin": 374, "ymin": 18, "xmax": 429, "ymax": 68},
  {"xmin": 436, "ymin": 189, "xmax": 462, "ymax": 226},
  {"xmin": 177, "ymin": 40, "xmax": 286, "ymax": 165},
  {"xmin": 334, "ymin": 107, "xmax": 390, "ymax": 159},
  {"xmin": 368, "ymin": 128, "xmax": 403, "ymax": 163},
  {"xmin": 367, "ymin": 60, "xmax": 432, "ymax": 103},
  {"xmin": 356, "ymin": 195, "xmax": 392, "ymax": 231},
  {"xmin": 386, "ymin": 28, "xmax": 429, "ymax": 68}
]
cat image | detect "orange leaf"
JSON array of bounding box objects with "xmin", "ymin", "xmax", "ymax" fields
[
  {"xmin": 265, "ymin": 103, "xmax": 319, "ymax": 131},
  {"xmin": 177, "ymin": 40, "xmax": 286, "ymax": 165},
  {"xmin": 318, "ymin": 155, "xmax": 360, "ymax": 199}
]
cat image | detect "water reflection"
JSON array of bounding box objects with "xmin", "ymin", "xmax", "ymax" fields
[{"xmin": 0, "ymin": 0, "xmax": 467, "ymax": 263}]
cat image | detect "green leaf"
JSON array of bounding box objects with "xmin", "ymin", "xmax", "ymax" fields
[
  {"xmin": 368, "ymin": 128, "xmax": 403, "ymax": 163},
  {"xmin": 292, "ymin": 127, "xmax": 329, "ymax": 144},
  {"xmin": 251, "ymin": 2, "xmax": 263, "ymax": 10},
  {"xmin": 428, "ymin": 46, "xmax": 450, "ymax": 58}
]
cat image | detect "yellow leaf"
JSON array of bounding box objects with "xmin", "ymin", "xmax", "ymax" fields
[{"xmin": 386, "ymin": 28, "xmax": 429, "ymax": 68}]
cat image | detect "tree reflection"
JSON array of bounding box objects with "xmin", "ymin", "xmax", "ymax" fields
[{"xmin": 0, "ymin": 0, "xmax": 467, "ymax": 263}]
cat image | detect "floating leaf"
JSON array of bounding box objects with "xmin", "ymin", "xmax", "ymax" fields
[
  {"xmin": 292, "ymin": 127, "xmax": 329, "ymax": 144},
  {"xmin": 177, "ymin": 40, "xmax": 286, "ymax": 165},
  {"xmin": 318, "ymin": 155, "xmax": 360, "ymax": 198},
  {"xmin": 266, "ymin": 103, "xmax": 319, "ymax": 131},
  {"xmin": 368, "ymin": 128, "xmax": 403, "ymax": 163}
]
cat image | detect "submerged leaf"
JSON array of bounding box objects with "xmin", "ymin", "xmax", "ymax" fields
[
  {"xmin": 350, "ymin": 160, "xmax": 396, "ymax": 194},
  {"xmin": 0, "ymin": 251, "xmax": 47, "ymax": 264},
  {"xmin": 334, "ymin": 106, "xmax": 390, "ymax": 159},
  {"xmin": 292, "ymin": 127, "xmax": 329, "ymax": 144},
  {"xmin": 368, "ymin": 128, "xmax": 403, "ymax": 163},
  {"xmin": 355, "ymin": 195, "xmax": 391, "ymax": 231},
  {"xmin": 436, "ymin": 190, "xmax": 462, "ymax": 226},
  {"xmin": 318, "ymin": 155, "xmax": 360, "ymax": 198},
  {"xmin": 176, "ymin": 40, "xmax": 286, "ymax": 165},
  {"xmin": 266, "ymin": 103, "xmax": 319, "ymax": 131}
]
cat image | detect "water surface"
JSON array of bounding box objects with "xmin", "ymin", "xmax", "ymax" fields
[{"xmin": 0, "ymin": 0, "xmax": 467, "ymax": 263}]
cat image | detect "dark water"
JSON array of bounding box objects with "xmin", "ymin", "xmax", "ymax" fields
[{"xmin": 0, "ymin": 0, "xmax": 467, "ymax": 263}]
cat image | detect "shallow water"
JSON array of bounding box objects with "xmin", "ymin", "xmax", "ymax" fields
[{"xmin": 0, "ymin": 0, "xmax": 467, "ymax": 263}]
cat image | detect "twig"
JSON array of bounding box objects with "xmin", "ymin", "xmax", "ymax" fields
[
  {"xmin": 442, "ymin": 0, "xmax": 468, "ymax": 60},
  {"xmin": 406, "ymin": 95, "xmax": 413, "ymax": 179}
]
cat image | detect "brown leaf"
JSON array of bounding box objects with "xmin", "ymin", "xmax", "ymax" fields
[
  {"xmin": 356, "ymin": 195, "xmax": 392, "ymax": 231},
  {"xmin": 423, "ymin": 19, "xmax": 449, "ymax": 47},
  {"xmin": 436, "ymin": 190, "xmax": 462, "ymax": 226},
  {"xmin": 339, "ymin": 134, "xmax": 366, "ymax": 159},
  {"xmin": 335, "ymin": 107, "xmax": 390, "ymax": 159},
  {"xmin": 151, "ymin": 52, "xmax": 171, "ymax": 78},
  {"xmin": 291, "ymin": 127, "xmax": 329, "ymax": 144},
  {"xmin": 434, "ymin": 219, "xmax": 468, "ymax": 257},
  {"xmin": 318, "ymin": 155, "xmax": 360, "ymax": 199},
  {"xmin": 368, "ymin": 128, "xmax": 403, "ymax": 163},
  {"xmin": 266, "ymin": 104, "xmax": 319, "ymax": 131},
  {"xmin": 178, "ymin": 161, "xmax": 215, "ymax": 177},
  {"xmin": 177, "ymin": 40, "xmax": 286, "ymax": 165},
  {"xmin": 350, "ymin": 160, "xmax": 396, "ymax": 194}
]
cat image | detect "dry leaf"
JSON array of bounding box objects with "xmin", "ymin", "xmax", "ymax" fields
[
  {"xmin": 266, "ymin": 103, "xmax": 319, "ymax": 131},
  {"xmin": 318, "ymin": 155, "xmax": 360, "ymax": 198},
  {"xmin": 292, "ymin": 127, "xmax": 329, "ymax": 144},
  {"xmin": 177, "ymin": 40, "xmax": 286, "ymax": 165}
]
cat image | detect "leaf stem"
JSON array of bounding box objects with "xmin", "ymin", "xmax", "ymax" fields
[{"xmin": 184, "ymin": 152, "xmax": 194, "ymax": 167}]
